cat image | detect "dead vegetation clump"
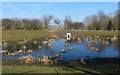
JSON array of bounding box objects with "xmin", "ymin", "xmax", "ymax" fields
[{"xmin": 18, "ymin": 55, "xmax": 57, "ymax": 65}]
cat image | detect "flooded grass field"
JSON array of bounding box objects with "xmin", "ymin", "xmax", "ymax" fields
[
  {"xmin": 1, "ymin": 36, "xmax": 119, "ymax": 60},
  {"xmin": 1, "ymin": 31, "xmax": 119, "ymax": 74},
  {"xmin": 1, "ymin": 1, "xmax": 120, "ymax": 74}
]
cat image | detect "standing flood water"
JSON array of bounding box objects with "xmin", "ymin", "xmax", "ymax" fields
[{"xmin": 1, "ymin": 37, "xmax": 119, "ymax": 60}]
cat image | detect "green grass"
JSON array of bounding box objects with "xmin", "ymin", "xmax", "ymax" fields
[
  {"xmin": 2, "ymin": 65, "xmax": 100, "ymax": 74},
  {"xmin": 67, "ymin": 60, "xmax": 119, "ymax": 74},
  {"xmin": 2, "ymin": 30, "xmax": 53, "ymax": 43},
  {"xmin": 75, "ymin": 31, "xmax": 118, "ymax": 37},
  {"xmin": 2, "ymin": 59, "xmax": 120, "ymax": 74},
  {"xmin": 53, "ymin": 30, "xmax": 118, "ymax": 38},
  {"xmin": 2, "ymin": 30, "xmax": 118, "ymax": 42},
  {"xmin": 2, "ymin": 65, "xmax": 86, "ymax": 73},
  {"xmin": 2, "ymin": 30, "xmax": 118, "ymax": 46},
  {"xmin": 83, "ymin": 64, "xmax": 119, "ymax": 74},
  {"xmin": 2, "ymin": 63, "xmax": 119, "ymax": 74},
  {"xmin": 3, "ymin": 66, "xmax": 56, "ymax": 73},
  {"xmin": 1, "ymin": 59, "xmax": 96, "ymax": 73}
]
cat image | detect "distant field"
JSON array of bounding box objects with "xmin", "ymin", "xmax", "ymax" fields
[
  {"xmin": 75, "ymin": 30, "xmax": 118, "ymax": 36},
  {"xmin": 2, "ymin": 30, "xmax": 118, "ymax": 43},
  {"xmin": 54, "ymin": 30, "xmax": 118, "ymax": 37},
  {"xmin": 2, "ymin": 30, "xmax": 53, "ymax": 42}
]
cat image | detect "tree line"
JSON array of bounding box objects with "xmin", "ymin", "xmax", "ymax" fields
[
  {"xmin": 2, "ymin": 15, "xmax": 56, "ymax": 30},
  {"xmin": 2, "ymin": 10, "xmax": 119, "ymax": 30},
  {"xmin": 64, "ymin": 16, "xmax": 84, "ymax": 30},
  {"xmin": 84, "ymin": 10, "xmax": 119, "ymax": 30}
]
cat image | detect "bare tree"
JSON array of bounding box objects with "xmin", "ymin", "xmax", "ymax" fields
[
  {"xmin": 64, "ymin": 16, "xmax": 72, "ymax": 29},
  {"xmin": 22, "ymin": 19, "xmax": 31, "ymax": 30},
  {"xmin": 91, "ymin": 15, "xmax": 99, "ymax": 30},
  {"xmin": 43, "ymin": 15, "xmax": 54, "ymax": 29},
  {"xmin": 2, "ymin": 19, "xmax": 14, "ymax": 30},
  {"xmin": 84, "ymin": 15, "xmax": 98, "ymax": 30},
  {"xmin": 54, "ymin": 18, "xmax": 61, "ymax": 26},
  {"xmin": 98, "ymin": 11, "xmax": 111, "ymax": 30},
  {"xmin": 113, "ymin": 11, "xmax": 118, "ymax": 30}
]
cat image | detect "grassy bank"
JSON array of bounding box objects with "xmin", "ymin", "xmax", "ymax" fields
[
  {"xmin": 3, "ymin": 64, "xmax": 119, "ymax": 74},
  {"xmin": 2, "ymin": 58, "xmax": 120, "ymax": 74}
]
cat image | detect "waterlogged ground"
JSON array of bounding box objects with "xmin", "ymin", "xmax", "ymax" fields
[
  {"xmin": 1, "ymin": 36, "xmax": 119, "ymax": 60},
  {"xmin": 1, "ymin": 30, "xmax": 119, "ymax": 74}
]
